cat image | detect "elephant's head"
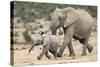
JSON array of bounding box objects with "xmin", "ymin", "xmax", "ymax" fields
[
  {"xmin": 50, "ymin": 7, "xmax": 79, "ymax": 35},
  {"xmin": 28, "ymin": 35, "xmax": 43, "ymax": 53}
]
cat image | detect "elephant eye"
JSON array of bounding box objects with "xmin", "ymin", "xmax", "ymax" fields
[
  {"xmin": 58, "ymin": 16, "xmax": 64, "ymax": 22},
  {"xmin": 58, "ymin": 16, "xmax": 62, "ymax": 20}
]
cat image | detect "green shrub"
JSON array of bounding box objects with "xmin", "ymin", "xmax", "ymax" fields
[
  {"xmin": 23, "ymin": 30, "xmax": 32, "ymax": 42},
  {"xmin": 13, "ymin": 1, "xmax": 97, "ymax": 22},
  {"xmin": 15, "ymin": 32, "xmax": 19, "ymax": 36},
  {"xmin": 31, "ymin": 31, "xmax": 35, "ymax": 34}
]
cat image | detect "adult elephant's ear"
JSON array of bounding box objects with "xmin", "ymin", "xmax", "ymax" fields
[{"xmin": 63, "ymin": 8, "xmax": 79, "ymax": 28}]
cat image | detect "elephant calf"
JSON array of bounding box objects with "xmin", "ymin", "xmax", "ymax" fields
[{"xmin": 28, "ymin": 32, "xmax": 60, "ymax": 60}]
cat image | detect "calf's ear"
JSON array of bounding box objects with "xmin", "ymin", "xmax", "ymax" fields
[{"xmin": 43, "ymin": 39, "xmax": 49, "ymax": 47}]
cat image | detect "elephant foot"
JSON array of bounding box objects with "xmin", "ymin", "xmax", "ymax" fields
[
  {"xmin": 47, "ymin": 55, "xmax": 51, "ymax": 59},
  {"xmin": 57, "ymin": 53, "xmax": 62, "ymax": 57},
  {"xmin": 87, "ymin": 45, "xmax": 93, "ymax": 53},
  {"xmin": 69, "ymin": 53, "xmax": 75, "ymax": 57},
  {"xmin": 81, "ymin": 52, "xmax": 86, "ymax": 56},
  {"xmin": 37, "ymin": 56, "xmax": 41, "ymax": 60}
]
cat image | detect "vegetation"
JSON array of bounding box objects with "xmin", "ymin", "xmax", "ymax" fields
[
  {"xmin": 23, "ymin": 30, "xmax": 32, "ymax": 42},
  {"xmin": 13, "ymin": 1, "xmax": 97, "ymax": 22},
  {"xmin": 15, "ymin": 32, "xmax": 19, "ymax": 37}
]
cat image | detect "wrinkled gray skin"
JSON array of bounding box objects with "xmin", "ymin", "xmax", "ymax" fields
[
  {"xmin": 50, "ymin": 7, "xmax": 93, "ymax": 57},
  {"xmin": 28, "ymin": 34, "xmax": 60, "ymax": 60}
]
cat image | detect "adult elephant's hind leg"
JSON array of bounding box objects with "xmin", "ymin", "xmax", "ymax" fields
[
  {"xmin": 79, "ymin": 38, "xmax": 93, "ymax": 56},
  {"xmin": 87, "ymin": 43, "xmax": 93, "ymax": 53},
  {"xmin": 79, "ymin": 38, "xmax": 87, "ymax": 56}
]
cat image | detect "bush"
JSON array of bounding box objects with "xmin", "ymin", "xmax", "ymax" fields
[
  {"xmin": 23, "ymin": 30, "xmax": 32, "ymax": 42},
  {"xmin": 15, "ymin": 32, "xmax": 19, "ymax": 37},
  {"xmin": 13, "ymin": 1, "xmax": 97, "ymax": 22},
  {"xmin": 31, "ymin": 31, "xmax": 35, "ymax": 34}
]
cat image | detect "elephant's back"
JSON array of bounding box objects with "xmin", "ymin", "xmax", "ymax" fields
[
  {"xmin": 74, "ymin": 9, "xmax": 93, "ymax": 39},
  {"xmin": 77, "ymin": 9, "xmax": 93, "ymax": 24},
  {"xmin": 50, "ymin": 35, "xmax": 60, "ymax": 43},
  {"xmin": 32, "ymin": 34, "xmax": 43, "ymax": 42},
  {"xmin": 43, "ymin": 34, "xmax": 60, "ymax": 44}
]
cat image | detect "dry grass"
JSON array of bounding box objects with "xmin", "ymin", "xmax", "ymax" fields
[{"xmin": 12, "ymin": 32, "xmax": 97, "ymax": 66}]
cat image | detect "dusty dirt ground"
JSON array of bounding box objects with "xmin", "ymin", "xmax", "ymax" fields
[{"xmin": 12, "ymin": 32, "xmax": 97, "ymax": 66}]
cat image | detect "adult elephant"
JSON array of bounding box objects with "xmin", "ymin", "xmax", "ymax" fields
[{"xmin": 50, "ymin": 7, "xmax": 93, "ymax": 57}]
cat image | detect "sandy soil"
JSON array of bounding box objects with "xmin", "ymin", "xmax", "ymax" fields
[{"xmin": 12, "ymin": 32, "xmax": 97, "ymax": 66}]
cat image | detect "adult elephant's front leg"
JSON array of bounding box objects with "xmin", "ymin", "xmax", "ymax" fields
[
  {"xmin": 57, "ymin": 31, "xmax": 73, "ymax": 57},
  {"xmin": 57, "ymin": 25, "xmax": 75, "ymax": 57},
  {"xmin": 68, "ymin": 41, "xmax": 75, "ymax": 57},
  {"xmin": 57, "ymin": 39, "xmax": 69, "ymax": 57},
  {"xmin": 57, "ymin": 39, "xmax": 75, "ymax": 57}
]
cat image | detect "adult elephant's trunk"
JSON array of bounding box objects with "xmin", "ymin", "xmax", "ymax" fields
[
  {"xmin": 50, "ymin": 21, "xmax": 59, "ymax": 35},
  {"xmin": 51, "ymin": 29, "xmax": 57, "ymax": 35},
  {"xmin": 50, "ymin": 25, "xmax": 57, "ymax": 35}
]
